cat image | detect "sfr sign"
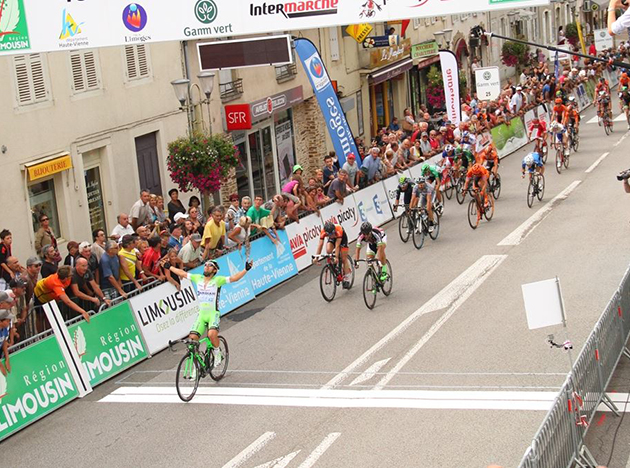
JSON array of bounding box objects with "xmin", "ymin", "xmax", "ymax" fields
[{"xmin": 225, "ymin": 104, "xmax": 252, "ymax": 130}]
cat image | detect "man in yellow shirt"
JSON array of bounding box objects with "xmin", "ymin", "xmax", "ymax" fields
[
  {"xmin": 202, "ymin": 207, "xmax": 226, "ymax": 260},
  {"xmin": 118, "ymin": 235, "xmax": 143, "ymax": 292}
]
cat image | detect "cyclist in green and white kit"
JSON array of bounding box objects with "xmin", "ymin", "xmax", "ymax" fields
[{"xmin": 168, "ymin": 260, "xmax": 251, "ymax": 365}]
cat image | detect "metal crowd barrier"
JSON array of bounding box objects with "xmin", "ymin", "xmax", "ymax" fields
[{"xmin": 518, "ymin": 265, "xmax": 630, "ymax": 468}]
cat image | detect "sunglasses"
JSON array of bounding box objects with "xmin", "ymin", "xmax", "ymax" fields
[{"xmin": 41, "ymin": 218, "xmax": 49, "ymax": 221}]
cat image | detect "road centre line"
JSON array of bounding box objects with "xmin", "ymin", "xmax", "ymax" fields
[
  {"xmin": 320, "ymin": 255, "xmax": 508, "ymax": 390},
  {"xmin": 585, "ymin": 153, "xmax": 610, "ymax": 173},
  {"xmin": 222, "ymin": 431, "xmax": 276, "ymax": 468},
  {"xmin": 497, "ymin": 180, "xmax": 582, "ymax": 246},
  {"xmin": 373, "ymin": 255, "xmax": 507, "ymax": 391},
  {"xmin": 614, "ymin": 132, "xmax": 629, "ymax": 147},
  {"xmin": 297, "ymin": 433, "xmax": 341, "ymax": 468}
]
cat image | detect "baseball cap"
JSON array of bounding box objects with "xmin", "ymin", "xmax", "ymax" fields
[
  {"xmin": 421, "ymin": 132, "xmax": 429, "ymax": 137},
  {"xmin": 190, "ymin": 233, "xmax": 202, "ymax": 242},
  {"xmin": 26, "ymin": 256, "xmax": 42, "ymax": 267},
  {"xmin": 79, "ymin": 241, "xmax": 91, "ymax": 250},
  {"xmin": 516, "ymin": 86, "xmax": 522, "ymax": 91},
  {"xmin": 174, "ymin": 212, "xmax": 189, "ymax": 222},
  {"xmin": 347, "ymin": 153, "xmax": 356, "ymax": 159}
]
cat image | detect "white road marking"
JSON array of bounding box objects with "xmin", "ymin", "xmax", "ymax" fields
[
  {"xmin": 373, "ymin": 255, "xmax": 507, "ymax": 391},
  {"xmin": 321, "ymin": 255, "xmax": 507, "ymax": 390},
  {"xmin": 586, "ymin": 114, "xmax": 626, "ymax": 124},
  {"xmin": 614, "ymin": 132, "xmax": 629, "ymax": 147},
  {"xmin": 497, "ymin": 180, "xmax": 582, "ymax": 246},
  {"xmin": 297, "ymin": 433, "xmax": 341, "ymax": 468},
  {"xmin": 254, "ymin": 451, "xmax": 300, "ymax": 468},
  {"xmin": 349, "ymin": 358, "xmax": 390, "ymax": 386},
  {"xmin": 222, "ymin": 431, "xmax": 277, "ymax": 468},
  {"xmin": 585, "ymin": 152, "xmax": 610, "ymax": 173}
]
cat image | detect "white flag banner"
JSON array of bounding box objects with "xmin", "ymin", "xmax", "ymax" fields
[{"xmin": 439, "ymin": 50, "xmax": 461, "ymax": 125}]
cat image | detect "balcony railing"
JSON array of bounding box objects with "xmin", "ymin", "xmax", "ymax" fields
[
  {"xmin": 220, "ymin": 78, "xmax": 244, "ymax": 102},
  {"xmin": 275, "ymin": 63, "xmax": 298, "ymax": 83}
]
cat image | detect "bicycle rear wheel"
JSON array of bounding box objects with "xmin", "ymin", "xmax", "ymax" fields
[
  {"xmin": 412, "ymin": 215, "xmax": 425, "ymax": 250},
  {"xmin": 209, "ymin": 336, "xmax": 229, "ymax": 381},
  {"xmin": 536, "ymin": 174, "xmax": 545, "ymax": 201},
  {"xmin": 398, "ymin": 213, "xmax": 411, "ymax": 243},
  {"xmin": 491, "ymin": 173, "xmax": 501, "ymax": 200},
  {"xmin": 527, "ymin": 177, "xmax": 536, "ymax": 208},
  {"xmin": 467, "ymin": 199, "xmax": 479, "ymax": 230},
  {"xmin": 382, "ymin": 260, "xmax": 393, "ymax": 296},
  {"xmin": 444, "ymin": 176, "xmax": 454, "ymax": 200},
  {"xmin": 319, "ymin": 265, "xmax": 337, "ymax": 302},
  {"xmin": 564, "ymin": 152, "xmax": 570, "ymax": 169},
  {"xmin": 541, "ymin": 143, "xmax": 548, "ymax": 164},
  {"xmin": 176, "ymin": 352, "xmax": 200, "ymax": 402},
  {"xmin": 484, "ymin": 195, "xmax": 495, "ymax": 221},
  {"xmin": 456, "ymin": 178, "xmax": 465, "ymax": 205},
  {"xmin": 363, "ymin": 270, "xmax": 377, "ymax": 310}
]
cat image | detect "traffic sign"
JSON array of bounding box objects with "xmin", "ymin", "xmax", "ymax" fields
[{"xmin": 475, "ymin": 66, "xmax": 501, "ymax": 101}]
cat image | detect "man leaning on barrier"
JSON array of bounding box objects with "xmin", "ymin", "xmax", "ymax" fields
[{"xmin": 34, "ymin": 266, "xmax": 91, "ymax": 323}]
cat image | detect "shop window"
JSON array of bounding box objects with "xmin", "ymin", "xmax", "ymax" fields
[
  {"xmin": 29, "ymin": 179, "xmax": 61, "ymax": 238},
  {"xmin": 235, "ymin": 141, "xmax": 250, "ymax": 201},
  {"xmin": 274, "ymin": 110, "xmax": 296, "ymax": 187}
]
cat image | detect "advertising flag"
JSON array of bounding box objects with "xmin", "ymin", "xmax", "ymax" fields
[
  {"xmin": 295, "ymin": 38, "xmax": 360, "ymax": 166},
  {"xmin": 439, "ymin": 50, "xmax": 461, "ymax": 125}
]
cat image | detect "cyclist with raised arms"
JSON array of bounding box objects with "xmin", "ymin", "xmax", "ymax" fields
[
  {"xmin": 354, "ymin": 222, "xmax": 389, "ymax": 282},
  {"xmin": 462, "ymin": 162, "xmax": 490, "ymax": 208},
  {"xmin": 167, "ymin": 259, "xmax": 251, "ymax": 365},
  {"xmin": 314, "ymin": 221, "xmax": 352, "ymax": 289},
  {"xmin": 393, "ymin": 176, "xmax": 415, "ymax": 214},
  {"xmin": 410, "ymin": 176, "xmax": 436, "ymax": 231}
]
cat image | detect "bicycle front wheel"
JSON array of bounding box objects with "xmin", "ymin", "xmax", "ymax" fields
[
  {"xmin": 398, "ymin": 213, "xmax": 411, "ymax": 243},
  {"xmin": 484, "ymin": 195, "xmax": 495, "ymax": 221},
  {"xmin": 363, "ymin": 269, "xmax": 377, "ymax": 310},
  {"xmin": 527, "ymin": 178, "xmax": 536, "ymax": 208},
  {"xmin": 564, "ymin": 152, "xmax": 570, "ymax": 169},
  {"xmin": 605, "ymin": 120, "xmax": 611, "ymax": 135},
  {"xmin": 319, "ymin": 265, "xmax": 337, "ymax": 302},
  {"xmin": 467, "ymin": 199, "xmax": 479, "ymax": 230},
  {"xmin": 444, "ymin": 177, "xmax": 454, "ymax": 200},
  {"xmin": 429, "ymin": 212, "xmax": 440, "ymax": 240},
  {"xmin": 382, "ymin": 260, "xmax": 393, "ymax": 297},
  {"xmin": 555, "ymin": 150, "xmax": 563, "ymax": 174},
  {"xmin": 572, "ymin": 134, "xmax": 579, "ymax": 152},
  {"xmin": 209, "ymin": 336, "xmax": 229, "ymax": 381},
  {"xmin": 541, "ymin": 143, "xmax": 548, "ymax": 164},
  {"xmin": 176, "ymin": 352, "xmax": 200, "ymax": 402},
  {"xmin": 412, "ymin": 215, "xmax": 425, "ymax": 250},
  {"xmin": 491, "ymin": 173, "xmax": 501, "ymax": 200},
  {"xmin": 346, "ymin": 258, "xmax": 356, "ymax": 289},
  {"xmin": 537, "ymin": 174, "xmax": 545, "ymax": 201},
  {"xmin": 456, "ymin": 178, "xmax": 465, "ymax": 205}
]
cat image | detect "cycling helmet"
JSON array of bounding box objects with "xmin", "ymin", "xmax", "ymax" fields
[
  {"xmin": 421, "ymin": 163, "xmax": 430, "ymax": 174},
  {"xmin": 462, "ymin": 131, "xmax": 470, "ymax": 139},
  {"xmin": 532, "ymin": 117, "xmax": 539, "ymax": 124},
  {"xmin": 524, "ymin": 154, "xmax": 534, "ymax": 167},
  {"xmin": 600, "ymin": 77, "xmax": 606, "ymax": 83},
  {"xmin": 556, "ymin": 90, "xmax": 562, "ymax": 96},
  {"xmin": 204, "ymin": 260, "xmax": 219, "ymax": 271},
  {"xmin": 455, "ymin": 146, "xmax": 463, "ymax": 154},
  {"xmin": 568, "ymin": 96, "xmax": 576, "ymax": 103},
  {"xmin": 599, "ymin": 90, "xmax": 607, "ymax": 96},
  {"xmin": 555, "ymin": 98, "xmax": 563, "ymax": 104},
  {"xmin": 399, "ymin": 176, "xmax": 409, "ymax": 185},
  {"xmin": 360, "ymin": 222, "xmax": 373, "ymax": 235},
  {"xmin": 623, "ymin": 86, "xmax": 629, "ymax": 92},
  {"xmin": 444, "ymin": 144, "xmax": 454, "ymax": 153},
  {"xmin": 323, "ymin": 221, "xmax": 335, "ymax": 236},
  {"xmin": 417, "ymin": 176, "xmax": 426, "ymax": 184}
]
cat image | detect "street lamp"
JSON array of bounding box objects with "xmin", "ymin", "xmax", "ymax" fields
[
  {"xmin": 434, "ymin": 29, "xmax": 453, "ymax": 49},
  {"xmin": 433, "ymin": 30, "xmax": 445, "ymax": 48},
  {"xmin": 170, "ymin": 72, "xmax": 216, "ymax": 135},
  {"xmin": 442, "ymin": 29, "xmax": 453, "ymax": 48}
]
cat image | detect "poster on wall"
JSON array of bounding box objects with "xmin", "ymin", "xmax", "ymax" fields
[{"xmin": 275, "ymin": 120, "xmax": 296, "ymax": 187}]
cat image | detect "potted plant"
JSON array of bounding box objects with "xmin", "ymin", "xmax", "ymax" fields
[{"xmin": 501, "ymin": 40, "xmax": 530, "ymax": 71}]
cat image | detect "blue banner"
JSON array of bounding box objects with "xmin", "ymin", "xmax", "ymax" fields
[
  {"xmin": 554, "ymin": 51, "xmax": 559, "ymax": 81},
  {"xmin": 247, "ymin": 230, "xmax": 298, "ymax": 294},
  {"xmin": 295, "ymin": 38, "xmax": 361, "ymax": 166},
  {"xmin": 189, "ymin": 248, "xmax": 256, "ymax": 316}
]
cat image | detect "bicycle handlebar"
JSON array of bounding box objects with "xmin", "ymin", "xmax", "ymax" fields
[{"xmin": 168, "ymin": 339, "xmax": 198, "ymax": 352}]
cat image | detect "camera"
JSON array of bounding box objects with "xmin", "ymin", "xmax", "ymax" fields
[{"xmin": 617, "ymin": 169, "xmax": 630, "ymax": 181}]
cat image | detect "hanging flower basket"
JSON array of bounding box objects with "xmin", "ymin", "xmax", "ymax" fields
[
  {"xmin": 501, "ymin": 40, "xmax": 530, "ymax": 68},
  {"xmin": 167, "ymin": 132, "xmax": 239, "ymax": 195}
]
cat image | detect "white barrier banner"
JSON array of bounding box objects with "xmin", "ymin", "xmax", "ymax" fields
[
  {"xmin": 353, "ymin": 182, "xmax": 393, "ymax": 228},
  {"xmin": 575, "ymin": 84, "xmax": 591, "ymax": 111},
  {"xmin": 128, "ymin": 279, "xmax": 199, "ymax": 355},
  {"xmin": 382, "ymin": 170, "xmax": 413, "ymax": 218},
  {"xmin": 285, "ymin": 213, "xmax": 324, "ymax": 272},
  {"xmin": 538, "ymin": 104, "xmax": 551, "ymax": 127},
  {"xmin": 523, "ymin": 109, "xmax": 537, "ymax": 141},
  {"xmin": 320, "ymin": 197, "xmax": 362, "ymax": 241},
  {"xmin": 408, "ymin": 163, "xmax": 424, "ymax": 180}
]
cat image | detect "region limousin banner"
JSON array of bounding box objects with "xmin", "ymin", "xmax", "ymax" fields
[
  {"xmin": 295, "ymin": 38, "xmax": 360, "ymax": 167},
  {"xmin": 0, "ymin": 0, "xmax": 550, "ymax": 56}
]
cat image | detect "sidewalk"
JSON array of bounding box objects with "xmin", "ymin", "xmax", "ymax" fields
[{"xmin": 584, "ymin": 337, "xmax": 630, "ymax": 468}]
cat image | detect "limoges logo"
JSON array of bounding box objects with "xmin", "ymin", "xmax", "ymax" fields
[
  {"xmin": 305, "ymin": 53, "xmax": 330, "ymax": 91},
  {"xmin": 122, "ymin": 3, "xmax": 147, "ymax": 32}
]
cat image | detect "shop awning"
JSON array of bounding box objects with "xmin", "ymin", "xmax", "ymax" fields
[
  {"xmin": 416, "ymin": 55, "xmax": 440, "ymax": 69},
  {"xmin": 22, "ymin": 152, "xmax": 73, "ymax": 182},
  {"xmin": 368, "ymin": 58, "xmax": 414, "ymax": 85}
]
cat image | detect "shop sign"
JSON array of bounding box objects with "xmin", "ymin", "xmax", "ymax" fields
[
  {"xmin": 346, "ymin": 23, "xmax": 372, "ymax": 43},
  {"xmin": 411, "ymin": 41, "xmax": 438, "ymax": 61},
  {"xmin": 67, "ymin": 302, "xmax": 147, "ymax": 387},
  {"xmin": 27, "ymin": 154, "xmax": 73, "ymax": 181},
  {"xmin": 0, "ymin": 335, "xmax": 78, "ymax": 441},
  {"xmin": 363, "ymin": 34, "xmax": 400, "ymax": 49},
  {"xmin": 250, "ymin": 85, "xmax": 303, "ymax": 122},
  {"xmin": 225, "ymin": 104, "xmax": 252, "ymax": 130},
  {"xmin": 370, "ymin": 38, "xmax": 411, "ymax": 68}
]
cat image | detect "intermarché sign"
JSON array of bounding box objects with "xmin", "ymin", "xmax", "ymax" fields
[{"xmin": 411, "ymin": 41, "xmax": 438, "ymax": 60}]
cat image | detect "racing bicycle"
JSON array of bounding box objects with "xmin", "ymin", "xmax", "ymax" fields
[
  {"xmin": 355, "ymin": 258, "xmax": 393, "ymax": 310},
  {"xmin": 555, "ymin": 141, "xmax": 570, "ymax": 174},
  {"xmin": 534, "ymin": 138, "xmax": 548, "ymax": 165},
  {"xmin": 396, "ymin": 204, "xmax": 413, "ymax": 243},
  {"xmin": 169, "ymin": 337, "xmax": 229, "ymax": 402},
  {"xmin": 525, "ymin": 171, "xmax": 545, "ymax": 208},
  {"xmin": 467, "ymin": 188, "xmax": 494, "ymax": 230},
  {"xmin": 567, "ymin": 124, "xmax": 579, "ymax": 152},
  {"xmin": 440, "ymin": 166, "xmax": 455, "ymax": 200},
  {"xmin": 487, "ymin": 171, "xmax": 502, "ymax": 200},
  {"xmin": 313, "ymin": 253, "xmax": 355, "ymax": 302},
  {"xmin": 411, "ymin": 206, "xmax": 440, "ymax": 250}
]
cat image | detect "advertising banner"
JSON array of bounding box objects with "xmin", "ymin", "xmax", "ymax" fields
[
  {"xmin": 275, "ymin": 119, "xmax": 296, "ymax": 187},
  {"xmin": 523, "ymin": 109, "xmax": 537, "ymax": 140},
  {"xmin": 538, "ymin": 104, "xmax": 551, "ymax": 126},
  {"xmin": 440, "ymin": 50, "xmax": 461, "ymax": 125},
  {"xmin": 490, "ymin": 118, "xmax": 529, "ymax": 159},
  {"xmin": 382, "ymin": 171, "xmax": 413, "ymax": 218},
  {"xmin": 0, "ymin": 336, "xmax": 78, "ymax": 441},
  {"xmin": 346, "ymin": 24, "xmax": 373, "ymax": 44},
  {"xmin": 67, "ymin": 302, "xmax": 148, "ymax": 387},
  {"xmin": 129, "ymin": 278, "xmax": 199, "ymax": 355},
  {"xmin": 353, "ymin": 182, "xmax": 393, "ymax": 228},
  {"xmin": 285, "ymin": 213, "xmax": 325, "ymax": 272},
  {"xmin": 605, "ymin": 69, "xmax": 619, "ymax": 89},
  {"xmin": 247, "ymin": 230, "xmax": 298, "ymax": 294},
  {"xmin": 575, "ymin": 84, "xmax": 591, "ymax": 111},
  {"xmin": 3, "ymin": 0, "xmax": 549, "ymax": 57}
]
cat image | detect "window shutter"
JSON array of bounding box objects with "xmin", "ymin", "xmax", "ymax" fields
[
  {"xmin": 13, "ymin": 54, "xmax": 50, "ymax": 106},
  {"xmin": 136, "ymin": 45, "xmax": 149, "ymax": 77},
  {"xmin": 124, "ymin": 44, "xmax": 151, "ymax": 81},
  {"xmin": 70, "ymin": 50, "xmax": 100, "ymax": 93},
  {"xmin": 125, "ymin": 45, "xmax": 138, "ymax": 80},
  {"xmin": 13, "ymin": 55, "xmax": 32, "ymax": 105},
  {"xmin": 70, "ymin": 51, "xmax": 85, "ymax": 92},
  {"xmin": 84, "ymin": 51, "xmax": 99, "ymax": 89}
]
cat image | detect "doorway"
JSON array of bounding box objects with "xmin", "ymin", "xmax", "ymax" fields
[{"xmin": 135, "ymin": 132, "xmax": 162, "ymax": 195}]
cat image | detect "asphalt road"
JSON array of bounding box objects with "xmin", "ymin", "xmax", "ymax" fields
[{"xmin": 4, "ymin": 104, "xmax": 630, "ymax": 468}]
